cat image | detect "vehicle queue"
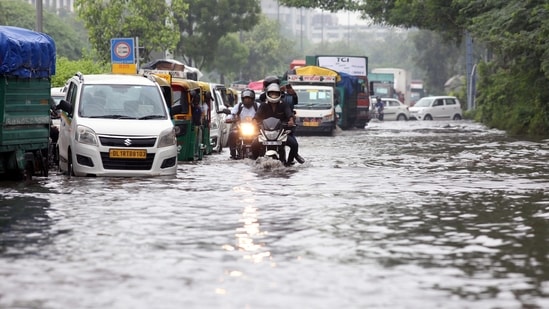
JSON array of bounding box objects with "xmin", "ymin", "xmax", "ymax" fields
[{"xmin": 1, "ymin": 26, "xmax": 462, "ymax": 181}]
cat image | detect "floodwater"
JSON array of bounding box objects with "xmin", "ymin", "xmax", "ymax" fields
[{"xmin": 1, "ymin": 120, "xmax": 548, "ymax": 309}]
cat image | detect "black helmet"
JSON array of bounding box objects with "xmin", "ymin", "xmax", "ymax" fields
[
  {"xmin": 263, "ymin": 76, "xmax": 280, "ymax": 89},
  {"xmin": 241, "ymin": 88, "xmax": 255, "ymax": 101}
]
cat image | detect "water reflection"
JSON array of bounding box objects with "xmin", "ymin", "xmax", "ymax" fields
[{"xmin": 0, "ymin": 194, "xmax": 53, "ymax": 258}]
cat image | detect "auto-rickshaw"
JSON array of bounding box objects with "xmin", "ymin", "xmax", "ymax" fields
[
  {"xmin": 196, "ymin": 81, "xmax": 214, "ymax": 155},
  {"xmin": 171, "ymin": 77, "xmax": 206, "ymax": 161}
]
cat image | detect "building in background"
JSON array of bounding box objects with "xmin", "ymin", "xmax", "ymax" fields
[{"xmin": 260, "ymin": 0, "xmax": 389, "ymax": 44}]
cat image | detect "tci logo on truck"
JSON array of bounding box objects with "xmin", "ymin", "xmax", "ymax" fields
[{"xmin": 316, "ymin": 56, "xmax": 367, "ymax": 76}]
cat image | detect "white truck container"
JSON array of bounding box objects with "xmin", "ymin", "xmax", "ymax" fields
[{"xmin": 371, "ymin": 68, "xmax": 412, "ymax": 105}]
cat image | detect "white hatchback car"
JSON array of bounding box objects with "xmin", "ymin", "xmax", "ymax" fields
[
  {"xmin": 409, "ymin": 96, "xmax": 463, "ymax": 120},
  {"xmin": 370, "ymin": 97, "xmax": 410, "ymax": 121},
  {"xmin": 56, "ymin": 73, "xmax": 177, "ymax": 177}
]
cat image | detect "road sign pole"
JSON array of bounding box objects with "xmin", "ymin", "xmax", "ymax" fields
[{"xmin": 135, "ymin": 36, "xmax": 140, "ymax": 71}]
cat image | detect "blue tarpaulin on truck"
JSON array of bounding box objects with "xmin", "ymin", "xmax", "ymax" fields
[
  {"xmin": 0, "ymin": 26, "xmax": 56, "ymax": 78},
  {"xmin": 336, "ymin": 71, "xmax": 358, "ymax": 100}
]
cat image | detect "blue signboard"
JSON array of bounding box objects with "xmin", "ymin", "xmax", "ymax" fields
[{"xmin": 110, "ymin": 38, "xmax": 135, "ymax": 64}]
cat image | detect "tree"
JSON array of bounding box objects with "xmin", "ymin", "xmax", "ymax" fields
[
  {"xmin": 211, "ymin": 34, "xmax": 249, "ymax": 84},
  {"xmin": 75, "ymin": 0, "xmax": 180, "ymax": 63},
  {"xmin": 173, "ymin": 0, "xmax": 261, "ymax": 69},
  {"xmin": 52, "ymin": 57, "xmax": 110, "ymax": 87},
  {"xmin": 238, "ymin": 16, "xmax": 298, "ymax": 81},
  {"xmin": 410, "ymin": 30, "xmax": 463, "ymax": 94},
  {"xmin": 0, "ymin": 0, "xmax": 86, "ymax": 60}
]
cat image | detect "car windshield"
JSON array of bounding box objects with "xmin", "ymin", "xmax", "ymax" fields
[
  {"xmin": 296, "ymin": 89, "xmax": 333, "ymax": 110},
  {"xmin": 414, "ymin": 97, "xmax": 434, "ymax": 107},
  {"xmin": 79, "ymin": 84, "xmax": 167, "ymax": 119}
]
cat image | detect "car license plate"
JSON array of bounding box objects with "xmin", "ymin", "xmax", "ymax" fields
[
  {"xmin": 109, "ymin": 148, "xmax": 147, "ymax": 159},
  {"xmin": 263, "ymin": 141, "xmax": 282, "ymax": 146},
  {"xmin": 303, "ymin": 121, "xmax": 319, "ymax": 127}
]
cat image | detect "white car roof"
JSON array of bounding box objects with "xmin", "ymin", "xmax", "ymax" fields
[{"xmin": 79, "ymin": 74, "xmax": 157, "ymax": 86}]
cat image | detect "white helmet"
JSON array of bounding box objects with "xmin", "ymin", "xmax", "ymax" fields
[{"xmin": 265, "ymin": 83, "xmax": 281, "ymax": 104}]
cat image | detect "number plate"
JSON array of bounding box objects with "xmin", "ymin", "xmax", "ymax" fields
[
  {"xmin": 303, "ymin": 121, "xmax": 320, "ymax": 127},
  {"xmin": 263, "ymin": 141, "xmax": 282, "ymax": 146},
  {"xmin": 109, "ymin": 148, "xmax": 147, "ymax": 159}
]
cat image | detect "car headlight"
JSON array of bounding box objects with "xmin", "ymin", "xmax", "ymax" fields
[
  {"xmin": 322, "ymin": 112, "xmax": 334, "ymax": 122},
  {"xmin": 75, "ymin": 125, "xmax": 98, "ymax": 146},
  {"xmin": 158, "ymin": 127, "xmax": 176, "ymax": 148}
]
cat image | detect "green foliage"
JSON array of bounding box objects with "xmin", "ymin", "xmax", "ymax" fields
[
  {"xmin": 0, "ymin": 0, "xmax": 86, "ymax": 60},
  {"xmin": 52, "ymin": 57, "xmax": 110, "ymax": 87},
  {"xmin": 211, "ymin": 34, "xmax": 249, "ymax": 83},
  {"xmin": 237, "ymin": 16, "xmax": 297, "ymax": 81},
  {"xmin": 75, "ymin": 0, "xmax": 180, "ymax": 63},
  {"xmin": 475, "ymin": 62, "xmax": 549, "ymax": 136},
  {"xmin": 174, "ymin": 0, "xmax": 261, "ymax": 68}
]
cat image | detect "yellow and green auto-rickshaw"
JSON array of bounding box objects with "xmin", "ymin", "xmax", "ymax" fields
[
  {"xmin": 196, "ymin": 81, "xmax": 214, "ymax": 155},
  {"xmin": 171, "ymin": 77, "xmax": 207, "ymax": 161}
]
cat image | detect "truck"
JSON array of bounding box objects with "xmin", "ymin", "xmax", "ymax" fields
[
  {"xmin": 410, "ymin": 79, "xmax": 425, "ymax": 106},
  {"xmin": 305, "ymin": 55, "xmax": 372, "ymax": 129},
  {"xmin": 371, "ymin": 68, "xmax": 412, "ymax": 105},
  {"xmin": 285, "ymin": 66, "xmax": 339, "ymax": 136},
  {"xmin": 368, "ymin": 72, "xmax": 396, "ymax": 99},
  {"xmin": 0, "ymin": 26, "xmax": 56, "ymax": 180}
]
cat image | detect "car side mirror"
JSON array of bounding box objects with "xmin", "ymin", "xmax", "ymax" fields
[
  {"xmin": 57, "ymin": 99, "xmax": 72, "ymax": 115},
  {"xmin": 219, "ymin": 108, "xmax": 231, "ymax": 115}
]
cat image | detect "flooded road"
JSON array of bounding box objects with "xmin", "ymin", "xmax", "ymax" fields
[{"xmin": 1, "ymin": 120, "xmax": 549, "ymax": 308}]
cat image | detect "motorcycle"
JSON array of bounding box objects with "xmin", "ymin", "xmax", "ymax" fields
[
  {"xmin": 235, "ymin": 117, "xmax": 257, "ymax": 159},
  {"xmin": 256, "ymin": 117, "xmax": 293, "ymax": 163}
]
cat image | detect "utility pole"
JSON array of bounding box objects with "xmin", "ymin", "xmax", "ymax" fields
[
  {"xmin": 465, "ymin": 31, "xmax": 474, "ymax": 111},
  {"xmin": 35, "ymin": 0, "xmax": 43, "ymax": 32}
]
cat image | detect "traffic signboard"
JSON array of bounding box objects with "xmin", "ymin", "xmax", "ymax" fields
[{"xmin": 111, "ymin": 38, "xmax": 135, "ymax": 64}]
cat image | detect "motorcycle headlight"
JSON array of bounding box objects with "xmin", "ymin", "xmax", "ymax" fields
[
  {"xmin": 240, "ymin": 123, "xmax": 256, "ymax": 136},
  {"xmin": 158, "ymin": 127, "xmax": 176, "ymax": 148},
  {"xmin": 264, "ymin": 130, "xmax": 279, "ymax": 140},
  {"xmin": 75, "ymin": 125, "xmax": 98, "ymax": 146}
]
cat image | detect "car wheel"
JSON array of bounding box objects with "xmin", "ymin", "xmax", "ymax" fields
[
  {"xmin": 453, "ymin": 114, "xmax": 462, "ymax": 120},
  {"xmin": 397, "ymin": 114, "xmax": 407, "ymax": 121},
  {"xmin": 67, "ymin": 149, "xmax": 75, "ymax": 177},
  {"xmin": 424, "ymin": 114, "xmax": 433, "ymax": 120}
]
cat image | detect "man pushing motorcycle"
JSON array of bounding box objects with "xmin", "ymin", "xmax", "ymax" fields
[{"xmin": 252, "ymin": 83, "xmax": 305, "ymax": 166}]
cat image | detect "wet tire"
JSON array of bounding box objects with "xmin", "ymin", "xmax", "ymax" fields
[
  {"xmin": 424, "ymin": 115, "xmax": 433, "ymax": 120},
  {"xmin": 397, "ymin": 114, "xmax": 407, "ymax": 121},
  {"xmin": 67, "ymin": 150, "xmax": 75, "ymax": 177},
  {"xmin": 453, "ymin": 114, "xmax": 462, "ymax": 120}
]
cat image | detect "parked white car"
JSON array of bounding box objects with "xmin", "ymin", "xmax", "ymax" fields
[
  {"xmin": 370, "ymin": 97, "xmax": 410, "ymax": 121},
  {"xmin": 56, "ymin": 73, "xmax": 177, "ymax": 177},
  {"xmin": 409, "ymin": 96, "xmax": 463, "ymax": 120},
  {"xmin": 208, "ymin": 83, "xmax": 231, "ymax": 152}
]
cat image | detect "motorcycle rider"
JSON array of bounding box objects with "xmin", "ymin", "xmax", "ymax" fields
[
  {"xmin": 374, "ymin": 96, "xmax": 384, "ymax": 121},
  {"xmin": 226, "ymin": 88, "xmax": 259, "ymax": 159},
  {"xmin": 259, "ymin": 76, "xmax": 298, "ymax": 111},
  {"xmin": 252, "ymin": 83, "xmax": 305, "ymax": 166}
]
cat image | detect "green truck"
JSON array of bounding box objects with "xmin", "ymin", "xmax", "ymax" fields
[{"xmin": 0, "ymin": 26, "xmax": 56, "ymax": 180}]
